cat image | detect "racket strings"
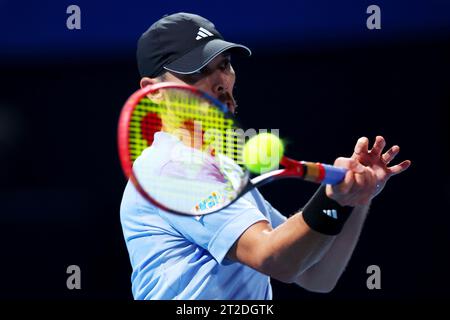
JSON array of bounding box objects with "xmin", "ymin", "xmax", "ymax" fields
[{"xmin": 128, "ymin": 91, "xmax": 244, "ymax": 166}]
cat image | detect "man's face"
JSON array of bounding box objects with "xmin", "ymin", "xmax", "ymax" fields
[{"xmin": 161, "ymin": 54, "xmax": 237, "ymax": 113}]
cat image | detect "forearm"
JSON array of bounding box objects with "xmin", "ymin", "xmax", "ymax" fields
[
  {"xmin": 258, "ymin": 213, "xmax": 335, "ymax": 283},
  {"xmin": 229, "ymin": 162, "xmax": 373, "ymax": 284},
  {"xmin": 295, "ymin": 204, "xmax": 370, "ymax": 292}
]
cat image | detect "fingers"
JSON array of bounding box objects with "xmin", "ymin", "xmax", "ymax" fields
[
  {"xmin": 349, "ymin": 159, "xmax": 365, "ymax": 174},
  {"xmin": 382, "ymin": 145, "xmax": 400, "ymax": 165},
  {"xmin": 355, "ymin": 167, "xmax": 378, "ymax": 205},
  {"xmin": 388, "ymin": 160, "xmax": 411, "ymax": 176},
  {"xmin": 352, "ymin": 137, "xmax": 369, "ymax": 158},
  {"xmin": 370, "ymin": 136, "xmax": 386, "ymax": 158},
  {"xmin": 329, "ymin": 165, "xmax": 376, "ymax": 206},
  {"xmin": 330, "ymin": 157, "xmax": 364, "ymax": 205},
  {"xmin": 334, "ymin": 157, "xmax": 365, "ymax": 173},
  {"xmin": 351, "ymin": 169, "xmax": 367, "ymax": 205},
  {"xmin": 335, "ymin": 170, "xmax": 354, "ymax": 194},
  {"xmin": 327, "ymin": 170, "xmax": 354, "ymax": 206}
]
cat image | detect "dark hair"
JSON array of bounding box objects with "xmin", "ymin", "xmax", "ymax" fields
[{"xmin": 156, "ymin": 72, "xmax": 167, "ymax": 82}]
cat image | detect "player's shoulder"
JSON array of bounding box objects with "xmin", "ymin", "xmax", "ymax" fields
[{"xmin": 133, "ymin": 132, "xmax": 178, "ymax": 171}]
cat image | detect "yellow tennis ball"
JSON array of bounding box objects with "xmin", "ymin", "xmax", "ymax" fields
[{"xmin": 243, "ymin": 133, "xmax": 284, "ymax": 174}]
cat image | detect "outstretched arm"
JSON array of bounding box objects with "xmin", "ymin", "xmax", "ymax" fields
[
  {"xmin": 227, "ymin": 136, "xmax": 410, "ymax": 288},
  {"xmin": 227, "ymin": 157, "xmax": 368, "ymax": 283}
]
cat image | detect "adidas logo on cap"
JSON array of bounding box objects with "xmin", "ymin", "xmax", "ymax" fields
[{"xmin": 196, "ymin": 27, "xmax": 214, "ymax": 40}]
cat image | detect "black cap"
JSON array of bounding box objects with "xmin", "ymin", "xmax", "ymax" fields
[{"xmin": 137, "ymin": 12, "xmax": 251, "ymax": 78}]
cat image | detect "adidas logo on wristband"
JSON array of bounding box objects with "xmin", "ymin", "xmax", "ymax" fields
[
  {"xmin": 302, "ymin": 185, "xmax": 353, "ymax": 235},
  {"xmin": 322, "ymin": 209, "xmax": 338, "ymax": 219}
]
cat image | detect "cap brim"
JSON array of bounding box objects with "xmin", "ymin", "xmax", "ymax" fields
[{"xmin": 163, "ymin": 39, "xmax": 251, "ymax": 74}]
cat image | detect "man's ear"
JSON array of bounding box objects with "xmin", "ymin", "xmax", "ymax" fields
[{"xmin": 140, "ymin": 77, "xmax": 155, "ymax": 89}]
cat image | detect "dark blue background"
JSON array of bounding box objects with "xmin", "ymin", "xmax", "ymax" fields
[
  {"xmin": 1, "ymin": 0, "xmax": 450, "ymax": 57},
  {"xmin": 0, "ymin": 0, "xmax": 449, "ymax": 300}
]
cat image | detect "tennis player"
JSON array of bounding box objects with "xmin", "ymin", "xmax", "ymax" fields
[{"xmin": 120, "ymin": 12, "xmax": 411, "ymax": 299}]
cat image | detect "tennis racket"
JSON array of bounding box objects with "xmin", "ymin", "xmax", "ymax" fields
[{"xmin": 117, "ymin": 82, "xmax": 347, "ymax": 215}]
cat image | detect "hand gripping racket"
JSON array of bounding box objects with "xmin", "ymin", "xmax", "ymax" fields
[{"xmin": 118, "ymin": 82, "xmax": 347, "ymax": 215}]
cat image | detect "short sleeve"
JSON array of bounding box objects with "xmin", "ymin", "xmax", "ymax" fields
[{"xmin": 157, "ymin": 196, "xmax": 268, "ymax": 264}]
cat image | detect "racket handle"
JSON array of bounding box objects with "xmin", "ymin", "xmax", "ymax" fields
[
  {"xmin": 320, "ymin": 164, "xmax": 347, "ymax": 185},
  {"xmin": 251, "ymin": 157, "xmax": 348, "ymax": 189}
]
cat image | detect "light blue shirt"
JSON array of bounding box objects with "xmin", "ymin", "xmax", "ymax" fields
[{"xmin": 120, "ymin": 132, "xmax": 287, "ymax": 300}]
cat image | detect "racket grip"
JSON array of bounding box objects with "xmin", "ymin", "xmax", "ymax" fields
[{"xmin": 321, "ymin": 164, "xmax": 347, "ymax": 185}]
